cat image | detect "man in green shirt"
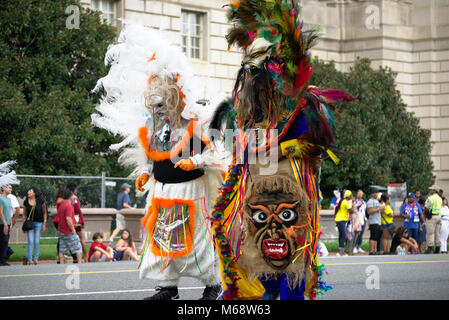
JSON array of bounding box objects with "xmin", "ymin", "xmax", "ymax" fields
[
  {"xmin": 424, "ymin": 185, "xmax": 443, "ymax": 254},
  {"xmin": 0, "ymin": 185, "xmax": 13, "ymax": 266}
]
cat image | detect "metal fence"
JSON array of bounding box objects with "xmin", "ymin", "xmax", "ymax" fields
[
  {"xmin": 14, "ymin": 172, "xmax": 147, "ymax": 209},
  {"xmin": 13, "ymin": 173, "xmax": 147, "ymax": 238}
]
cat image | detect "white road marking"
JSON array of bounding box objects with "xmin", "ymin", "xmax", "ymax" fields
[{"xmin": 0, "ymin": 286, "xmax": 205, "ymax": 300}]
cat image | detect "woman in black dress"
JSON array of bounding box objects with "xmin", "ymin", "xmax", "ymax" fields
[{"xmin": 22, "ymin": 187, "xmax": 48, "ymax": 265}]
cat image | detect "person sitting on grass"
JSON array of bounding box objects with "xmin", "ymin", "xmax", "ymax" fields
[
  {"xmin": 390, "ymin": 226, "xmax": 418, "ymax": 255},
  {"xmin": 113, "ymin": 229, "xmax": 140, "ymax": 261},
  {"xmin": 88, "ymin": 233, "xmax": 114, "ymax": 262}
]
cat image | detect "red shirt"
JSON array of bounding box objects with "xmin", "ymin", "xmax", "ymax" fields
[
  {"xmin": 53, "ymin": 196, "xmax": 64, "ymax": 223},
  {"xmin": 57, "ymin": 201, "xmax": 76, "ymax": 235},
  {"xmin": 72, "ymin": 196, "xmax": 85, "ymax": 226},
  {"xmin": 54, "ymin": 196, "xmax": 84, "ymax": 225},
  {"xmin": 88, "ymin": 242, "xmax": 108, "ymax": 261}
]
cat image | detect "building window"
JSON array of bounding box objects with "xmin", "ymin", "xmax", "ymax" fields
[
  {"xmin": 92, "ymin": 0, "xmax": 116, "ymax": 25},
  {"xmin": 181, "ymin": 11, "xmax": 204, "ymax": 60}
]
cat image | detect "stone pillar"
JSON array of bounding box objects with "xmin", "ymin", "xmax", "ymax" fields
[{"xmin": 118, "ymin": 208, "xmax": 146, "ymax": 242}]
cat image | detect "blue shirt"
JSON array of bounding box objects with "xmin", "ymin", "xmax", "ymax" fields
[
  {"xmin": 330, "ymin": 197, "xmax": 337, "ymax": 206},
  {"xmin": 117, "ymin": 192, "xmax": 131, "ymax": 210},
  {"xmin": 0, "ymin": 195, "xmax": 12, "ymax": 225},
  {"xmin": 400, "ymin": 201, "xmax": 422, "ymax": 229}
]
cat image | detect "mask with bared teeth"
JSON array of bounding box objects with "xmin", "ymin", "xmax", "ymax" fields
[{"xmin": 237, "ymin": 159, "xmax": 312, "ymax": 280}]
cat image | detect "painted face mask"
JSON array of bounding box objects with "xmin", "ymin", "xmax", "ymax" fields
[{"xmin": 238, "ymin": 159, "xmax": 312, "ymax": 276}]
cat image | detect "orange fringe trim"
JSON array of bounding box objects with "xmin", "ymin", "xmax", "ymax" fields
[
  {"xmin": 138, "ymin": 120, "xmax": 210, "ymax": 162},
  {"xmin": 142, "ymin": 198, "xmax": 196, "ymax": 258}
]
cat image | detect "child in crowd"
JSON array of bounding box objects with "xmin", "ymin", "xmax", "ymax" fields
[
  {"xmin": 390, "ymin": 226, "xmax": 418, "ymax": 255},
  {"xmin": 113, "ymin": 229, "xmax": 140, "ymax": 261},
  {"xmin": 88, "ymin": 233, "xmax": 114, "ymax": 262}
]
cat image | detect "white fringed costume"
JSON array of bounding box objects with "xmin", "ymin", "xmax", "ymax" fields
[{"xmin": 92, "ymin": 20, "xmax": 223, "ymax": 295}]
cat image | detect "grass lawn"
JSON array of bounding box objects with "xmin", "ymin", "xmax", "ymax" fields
[
  {"xmin": 9, "ymin": 239, "xmax": 60, "ymax": 262},
  {"xmin": 7, "ymin": 239, "xmax": 372, "ymax": 262}
]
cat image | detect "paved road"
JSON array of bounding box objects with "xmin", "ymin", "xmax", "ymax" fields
[{"xmin": 0, "ymin": 254, "xmax": 448, "ymax": 300}]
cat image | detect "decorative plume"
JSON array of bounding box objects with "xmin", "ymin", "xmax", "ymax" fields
[
  {"xmin": 0, "ymin": 160, "xmax": 20, "ymax": 188},
  {"xmin": 91, "ymin": 19, "xmax": 209, "ymax": 177}
]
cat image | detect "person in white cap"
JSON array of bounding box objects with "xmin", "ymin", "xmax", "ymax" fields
[
  {"xmin": 110, "ymin": 183, "xmax": 133, "ymax": 243},
  {"xmin": 424, "ymin": 185, "xmax": 443, "ymax": 253}
]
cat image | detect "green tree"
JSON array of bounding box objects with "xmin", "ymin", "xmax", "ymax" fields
[
  {"xmin": 0, "ymin": 0, "xmax": 124, "ymax": 177},
  {"xmin": 310, "ymin": 58, "xmax": 435, "ymax": 197}
]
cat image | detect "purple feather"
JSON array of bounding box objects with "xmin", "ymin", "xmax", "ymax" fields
[{"xmin": 312, "ymin": 89, "xmax": 355, "ymax": 102}]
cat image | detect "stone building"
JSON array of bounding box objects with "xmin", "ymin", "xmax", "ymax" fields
[{"xmin": 81, "ymin": 0, "xmax": 449, "ymax": 193}]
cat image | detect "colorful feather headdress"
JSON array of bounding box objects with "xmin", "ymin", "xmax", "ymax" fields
[
  {"xmin": 226, "ymin": 0, "xmax": 319, "ymax": 99},
  {"xmin": 211, "ymin": 0, "xmax": 354, "ymax": 163}
]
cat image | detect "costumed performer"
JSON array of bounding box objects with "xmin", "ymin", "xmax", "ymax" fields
[
  {"xmin": 92, "ymin": 19, "xmax": 224, "ymax": 300},
  {"xmin": 209, "ymin": 0, "xmax": 355, "ymax": 300}
]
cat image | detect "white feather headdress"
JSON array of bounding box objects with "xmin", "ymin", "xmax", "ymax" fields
[
  {"xmin": 91, "ymin": 18, "xmax": 207, "ymax": 177},
  {"xmin": 0, "ymin": 160, "xmax": 20, "ymax": 188}
]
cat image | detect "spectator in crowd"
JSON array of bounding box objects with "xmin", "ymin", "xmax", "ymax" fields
[
  {"xmin": 347, "ymin": 190, "xmax": 365, "ymax": 255},
  {"xmin": 329, "ymin": 190, "xmax": 341, "ymax": 210},
  {"xmin": 367, "ymin": 189, "xmax": 384, "ymax": 255},
  {"xmin": 424, "ymin": 185, "xmax": 443, "ymax": 253},
  {"xmin": 110, "ymin": 183, "xmax": 133, "ymax": 243},
  {"xmin": 438, "ymin": 189, "xmax": 444, "ymax": 199},
  {"xmin": 440, "ymin": 197, "xmax": 449, "ymax": 254},
  {"xmin": 414, "ymin": 190, "xmax": 422, "ymax": 203},
  {"xmin": 113, "ymin": 229, "xmax": 140, "ymax": 261},
  {"xmin": 57, "ymin": 188, "xmax": 83, "ymax": 264},
  {"xmin": 67, "ymin": 183, "xmax": 87, "ymax": 263},
  {"xmin": 390, "ymin": 226, "xmax": 418, "ymax": 255},
  {"xmin": 22, "ymin": 187, "xmax": 48, "ymax": 265},
  {"xmin": 399, "ymin": 193, "xmax": 422, "ymax": 246},
  {"xmin": 54, "ymin": 185, "xmax": 65, "ymax": 263},
  {"xmin": 334, "ymin": 190, "xmax": 354, "ymax": 256},
  {"xmin": 353, "ymin": 189, "xmax": 367, "ymax": 254},
  {"xmin": 381, "ymin": 195, "xmax": 395, "ymax": 254},
  {"xmin": 416, "ymin": 197, "xmax": 427, "ymax": 253},
  {"xmin": 0, "ymin": 185, "xmax": 13, "ymax": 266},
  {"xmin": 5, "ymin": 185, "xmax": 20, "ymax": 261},
  {"xmin": 89, "ymin": 232, "xmax": 114, "ymax": 262},
  {"xmin": 7, "ymin": 185, "xmax": 20, "ymax": 230}
]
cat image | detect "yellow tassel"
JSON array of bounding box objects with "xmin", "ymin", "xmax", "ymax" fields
[{"xmin": 326, "ymin": 149, "xmax": 340, "ymax": 165}]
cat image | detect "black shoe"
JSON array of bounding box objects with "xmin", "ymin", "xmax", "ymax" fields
[
  {"xmin": 434, "ymin": 246, "xmax": 440, "ymax": 254},
  {"xmin": 144, "ymin": 286, "xmax": 179, "ymax": 300},
  {"xmin": 0, "ymin": 262, "xmax": 10, "ymax": 266},
  {"xmin": 199, "ymin": 285, "xmax": 222, "ymax": 300},
  {"xmin": 6, "ymin": 246, "xmax": 14, "ymax": 258},
  {"xmin": 425, "ymin": 248, "xmax": 433, "ymax": 254}
]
